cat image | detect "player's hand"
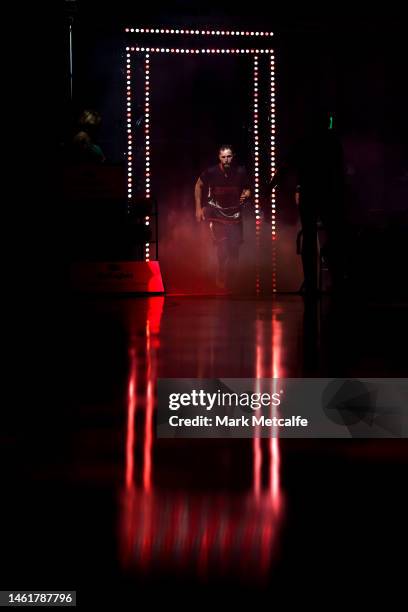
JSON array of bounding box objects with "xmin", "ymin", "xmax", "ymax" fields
[
  {"xmin": 196, "ymin": 208, "xmax": 205, "ymax": 222},
  {"xmin": 240, "ymin": 190, "xmax": 251, "ymax": 204}
]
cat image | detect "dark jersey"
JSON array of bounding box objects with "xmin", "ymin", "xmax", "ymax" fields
[{"xmin": 200, "ymin": 164, "xmax": 250, "ymax": 209}]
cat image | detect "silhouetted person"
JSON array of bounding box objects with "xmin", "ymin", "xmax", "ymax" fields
[
  {"xmin": 70, "ymin": 109, "xmax": 106, "ymax": 164},
  {"xmin": 195, "ymin": 145, "xmax": 251, "ymax": 290},
  {"xmin": 267, "ymin": 112, "xmax": 346, "ymax": 295}
]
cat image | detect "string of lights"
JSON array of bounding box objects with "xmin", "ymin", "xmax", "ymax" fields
[
  {"xmin": 126, "ymin": 41, "xmax": 276, "ymax": 286},
  {"xmin": 125, "ymin": 28, "xmax": 273, "ymax": 37}
]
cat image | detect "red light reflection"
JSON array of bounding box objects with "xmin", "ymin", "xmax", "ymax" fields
[
  {"xmin": 125, "ymin": 297, "xmax": 164, "ymax": 489},
  {"xmin": 269, "ymin": 312, "xmax": 283, "ymax": 511},
  {"xmin": 121, "ymin": 299, "xmax": 284, "ymax": 582},
  {"xmin": 125, "ymin": 348, "xmax": 137, "ymax": 490},
  {"xmin": 120, "ymin": 490, "xmax": 281, "ymax": 582},
  {"xmin": 253, "ymin": 311, "xmax": 283, "ymax": 512}
]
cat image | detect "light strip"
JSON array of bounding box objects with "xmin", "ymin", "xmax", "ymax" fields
[
  {"xmin": 126, "ymin": 52, "xmax": 132, "ymax": 201},
  {"xmin": 144, "ymin": 54, "xmax": 151, "ymax": 261},
  {"xmin": 253, "ymin": 56, "xmax": 261, "ymax": 296},
  {"xmin": 270, "ymin": 53, "xmax": 277, "ymax": 292},
  {"xmin": 125, "ymin": 28, "xmax": 274, "ymax": 37},
  {"xmin": 126, "ymin": 45, "xmax": 276, "ymax": 270},
  {"xmin": 126, "ymin": 46, "xmax": 273, "ymax": 54}
]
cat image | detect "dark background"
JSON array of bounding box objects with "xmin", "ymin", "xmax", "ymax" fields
[
  {"xmin": 62, "ymin": 0, "xmax": 407, "ymax": 224},
  {"xmin": 60, "ymin": 0, "xmax": 407, "ymax": 293},
  {"xmin": 1, "ymin": 4, "xmax": 407, "ymax": 607}
]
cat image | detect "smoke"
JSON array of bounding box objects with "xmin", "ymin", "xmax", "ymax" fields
[
  {"xmin": 157, "ymin": 195, "xmax": 303, "ymax": 294},
  {"xmin": 159, "ymin": 204, "xmax": 216, "ymax": 294}
]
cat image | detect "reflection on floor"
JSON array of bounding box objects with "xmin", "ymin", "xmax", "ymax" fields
[{"xmin": 3, "ymin": 296, "xmax": 407, "ymax": 605}]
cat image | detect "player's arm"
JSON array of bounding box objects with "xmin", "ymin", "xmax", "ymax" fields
[{"xmin": 194, "ymin": 177, "xmax": 205, "ymax": 222}]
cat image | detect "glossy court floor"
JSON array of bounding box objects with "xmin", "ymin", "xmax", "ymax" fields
[{"xmin": 2, "ymin": 295, "xmax": 407, "ymax": 606}]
